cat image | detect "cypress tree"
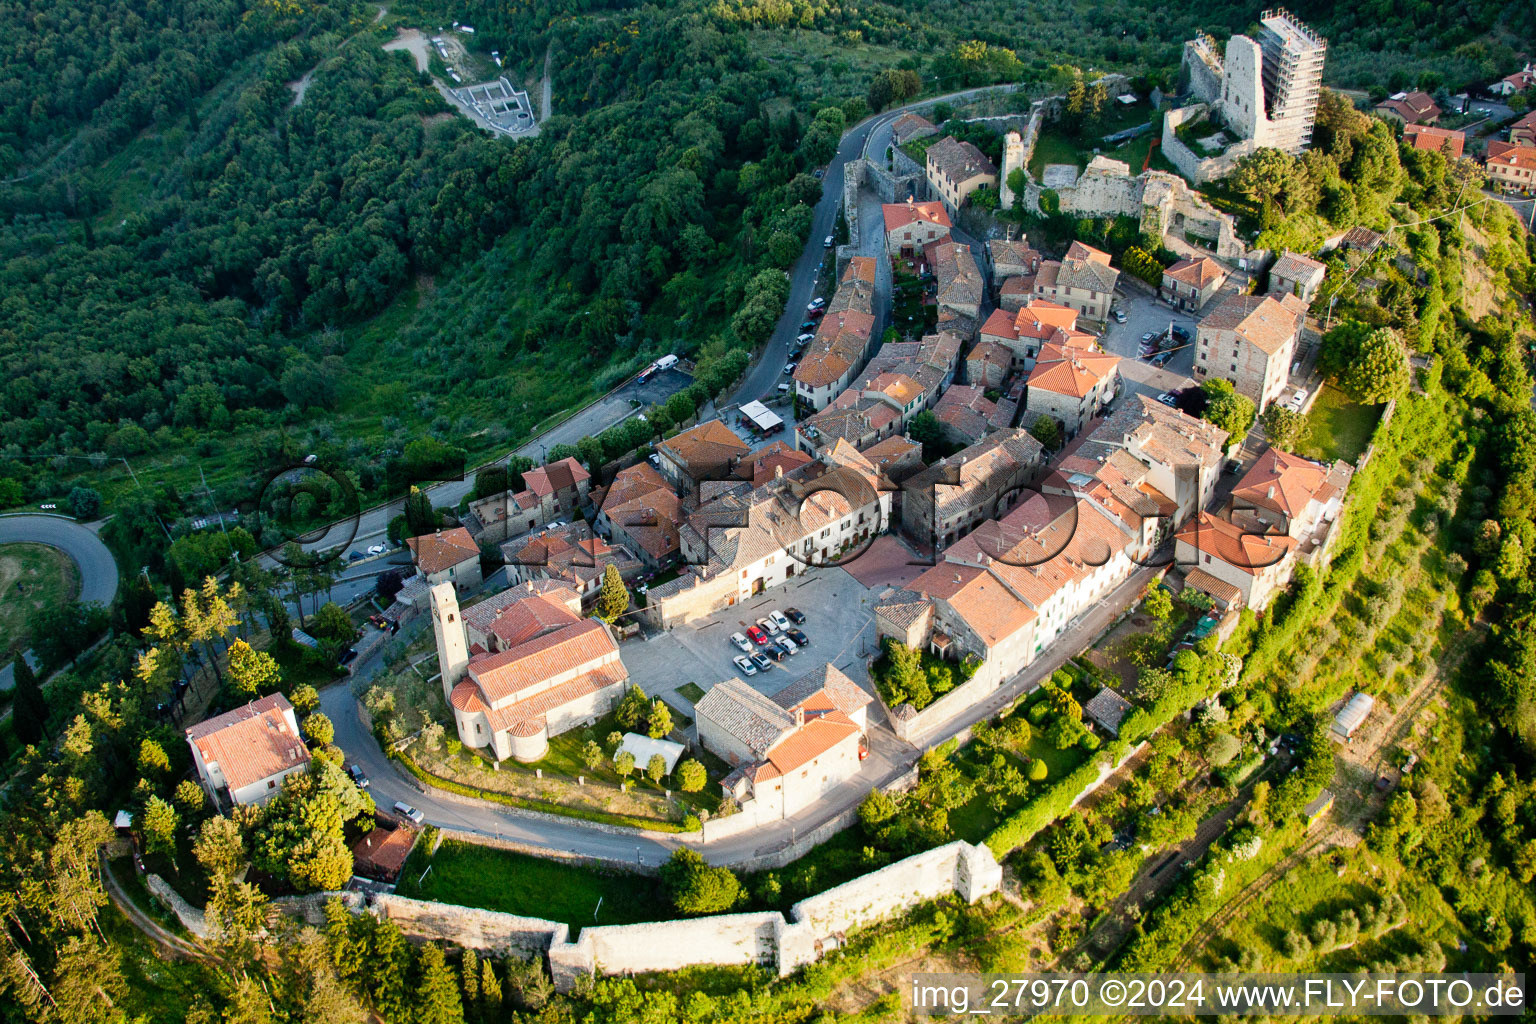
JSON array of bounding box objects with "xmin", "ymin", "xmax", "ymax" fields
[{"xmin": 12, "ymin": 655, "xmax": 47, "ymax": 746}]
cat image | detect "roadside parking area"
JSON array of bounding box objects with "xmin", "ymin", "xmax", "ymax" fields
[
  {"xmin": 622, "ymin": 566, "xmax": 883, "ymax": 717},
  {"xmin": 1099, "ymin": 287, "xmax": 1200, "ymax": 404}
]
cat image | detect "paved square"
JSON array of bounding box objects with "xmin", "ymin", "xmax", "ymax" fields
[
  {"xmin": 839, "ymin": 533, "xmax": 928, "ymax": 590},
  {"xmin": 621, "ymin": 567, "xmax": 882, "ymax": 717}
]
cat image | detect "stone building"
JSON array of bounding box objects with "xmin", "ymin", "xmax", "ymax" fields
[
  {"xmin": 1023, "ymin": 338, "xmax": 1121, "ymax": 441},
  {"xmin": 932, "ymin": 385, "xmax": 998, "ymax": 447},
  {"xmin": 1033, "ymin": 241, "xmax": 1119, "ymax": 321},
  {"xmin": 882, "ymin": 200, "xmax": 952, "ymax": 257},
  {"xmin": 1486, "ymin": 141, "xmax": 1536, "ymax": 194},
  {"xmin": 1194, "ymin": 292, "xmax": 1308, "ymax": 411},
  {"xmin": 431, "ymin": 581, "xmax": 627, "ymax": 762},
  {"xmin": 965, "ymin": 340, "xmax": 1012, "ymax": 388},
  {"xmin": 928, "ymin": 241, "xmax": 983, "ymax": 320},
  {"xmin": 1175, "ymin": 512, "xmax": 1296, "ymax": 612},
  {"xmin": 900, "ymin": 429, "xmax": 1044, "ymax": 551},
  {"xmin": 890, "ymin": 112, "xmax": 938, "ymax": 146},
  {"xmin": 978, "ymin": 299, "xmax": 1092, "ymax": 372},
  {"xmin": 1160, "ymin": 256, "xmax": 1228, "ymax": 311},
  {"xmin": 595, "ymin": 462, "xmax": 683, "ymax": 569},
  {"xmin": 656, "ymin": 420, "xmax": 751, "ymax": 496},
  {"xmin": 796, "ymin": 331, "xmax": 961, "ymax": 454},
  {"xmin": 793, "ymin": 257, "xmax": 879, "ymax": 411},
  {"xmin": 503, "ymin": 522, "xmax": 644, "ymax": 606},
  {"xmin": 924, "ymin": 137, "xmax": 998, "ymax": 214},
  {"xmin": 407, "ymin": 527, "xmax": 483, "ymax": 590},
  {"xmin": 696, "ymin": 666, "xmax": 872, "ymax": 820},
  {"xmin": 1510, "ymin": 112, "xmax": 1536, "ymax": 148},
  {"xmin": 521, "ymin": 457, "xmax": 592, "ymax": 519},
  {"xmin": 1227, "ymin": 447, "xmax": 1352, "ymax": 565},
  {"xmin": 186, "ymin": 694, "xmax": 311, "ymax": 807},
  {"xmin": 1267, "ymin": 251, "xmax": 1325, "ymax": 303},
  {"xmin": 985, "ymin": 237, "xmax": 1041, "ymax": 299}
]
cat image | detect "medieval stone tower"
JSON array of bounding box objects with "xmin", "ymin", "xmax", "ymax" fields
[
  {"xmin": 999, "ymin": 131, "xmax": 1025, "ymax": 208},
  {"xmin": 429, "ymin": 581, "xmax": 470, "ymax": 703}
]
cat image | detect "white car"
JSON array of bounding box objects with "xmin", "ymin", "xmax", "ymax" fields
[
  {"xmin": 797, "ymin": 332, "xmax": 815, "ymax": 344},
  {"xmin": 768, "ymin": 609, "xmax": 791, "ymax": 632},
  {"xmin": 366, "ymin": 543, "xmax": 386, "ymax": 555},
  {"xmin": 1285, "ymin": 388, "xmax": 1308, "ymax": 411},
  {"xmin": 810, "ymin": 297, "xmax": 826, "ymax": 308},
  {"xmin": 730, "ymin": 631, "xmax": 753, "ymax": 654},
  {"xmin": 783, "ymin": 362, "xmax": 797, "ymax": 375},
  {"xmin": 777, "ymin": 382, "xmax": 792, "ymax": 394},
  {"xmin": 393, "ymin": 801, "xmax": 424, "ymax": 824},
  {"xmin": 733, "ymin": 654, "xmax": 758, "ymax": 677},
  {"xmin": 823, "ymin": 234, "xmax": 834, "ymax": 247},
  {"xmin": 776, "ymin": 636, "xmax": 799, "ymax": 655},
  {"xmin": 756, "ymin": 616, "xmax": 781, "ymax": 636}
]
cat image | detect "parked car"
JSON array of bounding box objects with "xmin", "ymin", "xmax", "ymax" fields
[
  {"xmin": 807, "ymin": 307, "xmax": 825, "ymax": 319},
  {"xmin": 797, "ymin": 332, "xmax": 815, "ymax": 343},
  {"xmin": 783, "ymin": 362, "xmax": 797, "ymax": 375},
  {"xmin": 746, "ymin": 625, "xmax": 769, "ymax": 645},
  {"xmin": 339, "ymin": 648, "xmax": 359, "ymax": 666},
  {"xmin": 785, "ymin": 607, "xmax": 806, "ymax": 624},
  {"xmin": 348, "ymin": 551, "xmax": 364, "ymax": 562},
  {"xmin": 348, "ymin": 763, "xmax": 370, "ymax": 788},
  {"xmin": 647, "ymin": 453, "xmax": 662, "ymax": 469},
  {"xmin": 800, "ymin": 321, "xmax": 817, "ymax": 331},
  {"xmin": 750, "ymin": 652, "xmax": 773, "ymax": 672},
  {"xmin": 785, "ymin": 627, "xmax": 809, "ymax": 647},
  {"xmin": 776, "ymin": 636, "xmax": 798, "ymax": 655},
  {"xmin": 768, "ymin": 609, "xmax": 791, "ymax": 632},
  {"xmin": 393, "ymin": 801, "xmax": 424, "ymax": 824},
  {"xmin": 730, "ymin": 631, "xmax": 753, "ymax": 653},
  {"xmin": 1170, "ymin": 325, "xmax": 1191, "ymax": 342},
  {"xmin": 1156, "ymin": 392, "xmax": 1177, "ymax": 407},
  {"xmin": 755, "ymin": 617, "xmax": 780, "ymax": 636},
  {"xmin": 823, "ymin": 234, "xmax": 834, "ymax": 247},
  {"xmin": 1140, "ymin": 331, "xmax": 1156, "ymax": 344},
  {"xmin": 1402, "ymin": 752, "xmax": 1418, "ymax": 774},
  {"xmin": 777, "ymin": 382, "xmax": 792, "ymax": 394},
  {"xmin": 733, "ymin": 654, "xmax": 758, "ymax": 677},
  {"xmin": 810, "ymin": 297, "xmax": 826, "ymax": 308},
  {"xmin": 1285, "ymin": 388, "xmax": 1308, "ymax": 411},
  {"xmin": 367, "ymin": 543, "xmax": 386, "ymax": 555},
  {"xmin": 1151, "ymin": 351, "xmax": 1173, "ymax": 368},
  {"xmin": 760, "ymin": 644, "xmax": 786, "ymax": 662},
  {"xmin": 1112, "ymin": 309, "xmax": 1127, "ymax": 324}
]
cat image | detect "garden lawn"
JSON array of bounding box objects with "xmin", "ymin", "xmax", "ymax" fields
[
  {"xmin": 1299, "ymin": 386, "xmax": 1381, "ymax": 464},
  {"xmin": 395, "ymin": 839, "xmax": 669, "ymax": 936},
  {"xmin": 270, "ymin": 637, "xmax": 343, "ymax": 690},
  {"xmin": 0, "ymin": 542, "xmax": 79, "ymax": 654},
  {"xmin": 675, "ymin": 682, "xmax": 707, "ymax": 705}
]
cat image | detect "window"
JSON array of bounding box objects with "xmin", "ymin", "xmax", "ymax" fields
[{"xmin": 267, "ymin": 779, "xmax": 276, "ymax": 790}]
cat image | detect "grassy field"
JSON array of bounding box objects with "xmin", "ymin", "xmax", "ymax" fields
[
  {"xmin": 0, "ymin": 543, "xmax": 79, "ymax": 655},
  {"xmin": 395, "ymin": 838, "xmax": 669, "ymax": 935},
  {"xmin": 675, "ymin": 682, "xmax": 707, "ymax": 704},
  {"xmin": 1300, "ymin": 386, "xmax": 1381, "ymax": 464}
]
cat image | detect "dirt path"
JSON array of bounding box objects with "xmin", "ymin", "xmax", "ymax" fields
[
  {"xmin": 384, "ymin": 28, "xmax": 432, "ymax": 73},
  {"xmin": 540, "ymin": 45, "xmax": 553, "ymax": 122},
  {"xmin": 100, "ymin": 856, "xmax": 205, "ymax": 961}
]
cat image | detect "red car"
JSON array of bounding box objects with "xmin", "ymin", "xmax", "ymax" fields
[{"xmin": 746, "ymin": 625, "xmax": 769, "ymax": 645}]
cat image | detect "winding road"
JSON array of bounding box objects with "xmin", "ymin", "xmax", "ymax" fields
[{"xmin": 0, "ymin": 515, "xmax": 120, "ymax": 689}]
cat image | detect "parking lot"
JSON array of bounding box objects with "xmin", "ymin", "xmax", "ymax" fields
[
  {"xmin": 1098, "ymin": 286, "xmax": 1201, "ymax": 404},
  {"xmin": 622, "ymin": 565, "xmax": 885, "ymax": 720}
]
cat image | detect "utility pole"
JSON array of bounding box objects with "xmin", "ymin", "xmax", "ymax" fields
[{"xmin": 198, "ymin": 464, "xmax": 227, "ymax": 537}]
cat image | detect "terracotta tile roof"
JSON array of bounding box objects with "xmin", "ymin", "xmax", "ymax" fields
[
  {"xmin": 467, "ymin": 618, "xmax": 619, "ymax": 704},
  {"xmin": 908, "ymin": 562, "xmax": 1035, "ymax": 647},
  {"xmin": 1199, "ymin": 293, "xmax": 1305, "ymax": 356},
  {"xmin": 1375, "ymin": 90, "xmax": 1440, "ymax": 123},
  {"xmin": 794, "ymin": 308, "xmax": 876, "ymax": 388},
  {"xmin": 902, "ymin": 429, "xmax": 1044, "ymax": 518},
  {"xmin": 483, "ymin": 594, "xmax": 582, "ymax": 648},
  {"xmin": 523, "ymin": 457, "xmax": 590, "ymax": 499},
  {"xmin": 933, "ymin": 384, "xmax": 997, "ymax": 442},
  {"xmin": 186, "ymin": 694, "xmax": 310, "ymax": 794},
  {"xmin": 1402, "ymin": 124, "xmax": 1465, "ymax": 159},
  {"xmin": 406, "ymin": 527, "xmax": 481, "ymax": 575},
  {"xmin": 1341, "ymin": 226, "xmax": 1383, "ymax": 250},
  {"xmin": 770, "ymin": 664, "xmax": 873, "ymax": 718},
  {"xmin": 1176, "ymin": 511, "xmax": 1296, "ymax": 575},
  {"xmin": 1039, "ymin": 245, "xmax": 1120, "ymax": 294},
  {"xmin": 1066, "ymin": 240, "xmax": 1111, "ymax": 264},
  {"xmin": 1183, "ymin": 566, "xmax": 1244, "ymax": 607},
  {"xmin": 980, "ymin": 307, "xmax": 1021, "ymax": 343},
  {"xmin": 926, "ymin": 136, "xmax": 997, "ymax": 184},
  {"xmin": 601, "ymin": 462, "xmax": 671, "ymax": 510},
  {"xmin": 755, "ymin": 712, "xmax": 859, "ymax": 781},
  {"xmin": 1026, "ymin": 340, "xmax": 1120, "ymax": 398},
  {"xmin": 1487, "ymin": 140, "xmax": 1536, "ymax": 172},
  {"xmin": 658, "ymin": 420, "xmax": 750, "ymax": 479},
  {"xmin": 462, "ymin": 581, "xmax": 581, "ymax": 638},
  {"xmin": 1270, "ymin": 250, "xmax": 1325, "ymax": 283},
  {"xmin": 890, "ymin": 111, "xmax": 937, "ymax": 140},
  {"xmin": 351, "ymin": 825, "xmax": 416, "ymax": 880},
  {"xmin": 1015, "ymin": 298, "xmax": 1081, "ymax": 337},
  {"xmin": 844, "ymin": 255, "xmax": 878, "ymax": 285},
  {"xmin": 1084, "ymin": 687, "xmax": 1133, "ymax": 735},
  {"xmin": 1163, "ymin": 256, "xmax": 1227, "ymax": 289},
  {"xmin": 452, "ymin": 659, "xmax": 628, "ymax": 736},
  {"xmin": 882, "ymin": 200, "xmax": 952, "ymax": 234},
  {"xmin": 1000, "ymin": 276, "xmax": 1035, "ymax": 298}
]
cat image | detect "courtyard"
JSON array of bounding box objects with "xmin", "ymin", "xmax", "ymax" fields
[{"xmin": 1096, "ymin": 285, "xmax": 1201, "ymax": 404}]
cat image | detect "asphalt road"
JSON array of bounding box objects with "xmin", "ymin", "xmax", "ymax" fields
[{"xmin": 0, "ymin": 515, "xmax": 120, "ymax": 689}]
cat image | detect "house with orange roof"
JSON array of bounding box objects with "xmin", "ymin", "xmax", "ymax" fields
[
  {"xmin": 860, "ymin": 435, "xmax": 925, "ymax": 482},
  {"xmin": 1267, "ymin": 251, "xmax": 1326, "ymax": 304},
  {"xmin": 1402, "ymin": 123, "xmax": 1465, "ymax": 160},
  {"xmin": 1160, "ymin": 256, "xmax": 1229, "ymax": 311},
  {"xmin": 656, "ymin": 419, "xmax": 751, "ymax": 495},
  {"xmin": 1175, "ymin": 511, "xmax": 1297, "ymax": 612},
  {"xmin": 1033, "ymin": 241, "xmax": 1119, "ymax": 321},
  {"xmin": 596, "ymin": 462, "xmax": 685, "ymax": 569},
  {"xmin": 978, "ymin": 298, "xmax": 1091, "ymax": 372},
  {"xmin": 407, "ymin": 526, "xmax": 483, "ymax": 589},
  {"xmin": 696, "ymin": 665, "xmax": 872, "ymax": 820},
  {"xmin": 735, "ymin": 440, "xmax": 815, "ymax": 487},
  {"xmin": 1493, "ymin": 63, "xmax": 1536, "ymax": 98},
  {"xmin": 1510, "ymin": 111, "xmax": 1536, "ymax": 149},
  {"xmin": 466, "ymin": 486, "xmax": 546, "ymax": 545},
  {"xmin": 882, "ymin": 199, "xmax": 952, "ymax": 257},
  {"xmin": 186, "ymin": 693, "xmax": 311, "ymax": 807},
  {"xmin": 986, "ymin": 237, "xmax": 1042, "ymax": 299},
  {"xmin": 1485, "ymin": 140, "xmax": 1536, "ymax": 195},
  {"xmin": 1023, "ymin": 338, "xmax": 1121, "ymax": 440},
  {"xmin": 1194, "ymin": 291, "xmax": 1308, "ymax": 411},
  {"xmin": 502, "ymin": 521, "xmax": 644, "ymax": 604},
  {"xmin": 794, "ymin": 258, "xmax": 880, "ymax": 411},
  {"xmin": 1227, "ymin": 447, "xmax": 1352, "ymax": 565},
  {"xmin": 797, "ymin": 331, "xmax": 962, "ymax": 454},
  {"xmin": 430, "ymin": 581, "xmax": 628, "ymax": 762},
  {"xmin": 1374, "ymin": 90, "xmax": 1440, "ymax": 126},
  {"xmin": 522, "ymin": 456, "xmax": 592, "ymax": 518}
]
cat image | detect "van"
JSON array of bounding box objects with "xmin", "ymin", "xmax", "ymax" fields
[{"xmin": 655, "ymin": 354, "xmax": 679, "ymax": 371}]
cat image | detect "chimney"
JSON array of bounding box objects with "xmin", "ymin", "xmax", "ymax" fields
[
  {"xmin": 793, "ymin": 706, "xmax": 805, "ymax": 727},
  {"xmin": 1267, "ymin": 485, "xmax": 1275, "ymax": 499}
]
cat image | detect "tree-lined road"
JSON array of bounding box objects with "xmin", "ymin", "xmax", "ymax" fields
[{"xmin": 0, "ymin": 515, "xmax": 119, "ymax": 690}]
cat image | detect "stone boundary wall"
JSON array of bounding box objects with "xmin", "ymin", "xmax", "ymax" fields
[
  {"xmin": 435, "ymin": 826, "xmax": 655, "ymax": 874},
  {"xmin": 843, "ymin": 159, "xmax": 862, "ymax": 253},
  {"xmin": 890, "ymin": 144, "xmax": 926, "ymax": 185},
  {"xmin": 891, "ymin": 665, "xmax": 1009, "ymax": 746},
  {"xmin": 146, "ymin": 873, "xmax": 210, "ymax": 939},
  {"xmin": 253, "ymin": 840, "xmax": 1000, "ymax": 993},
  {"xmin": 698, "ymin": 764, "xmax": 919, "ymax": 858}
]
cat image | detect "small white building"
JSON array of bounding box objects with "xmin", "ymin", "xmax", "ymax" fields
[
  {"xmin": 1332, "ymin": 692, "xmax": 1375, "ymax": 741},
  {"xmin": 186, "ymin": 693, "xmax": 311, "ymax": 806}
]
